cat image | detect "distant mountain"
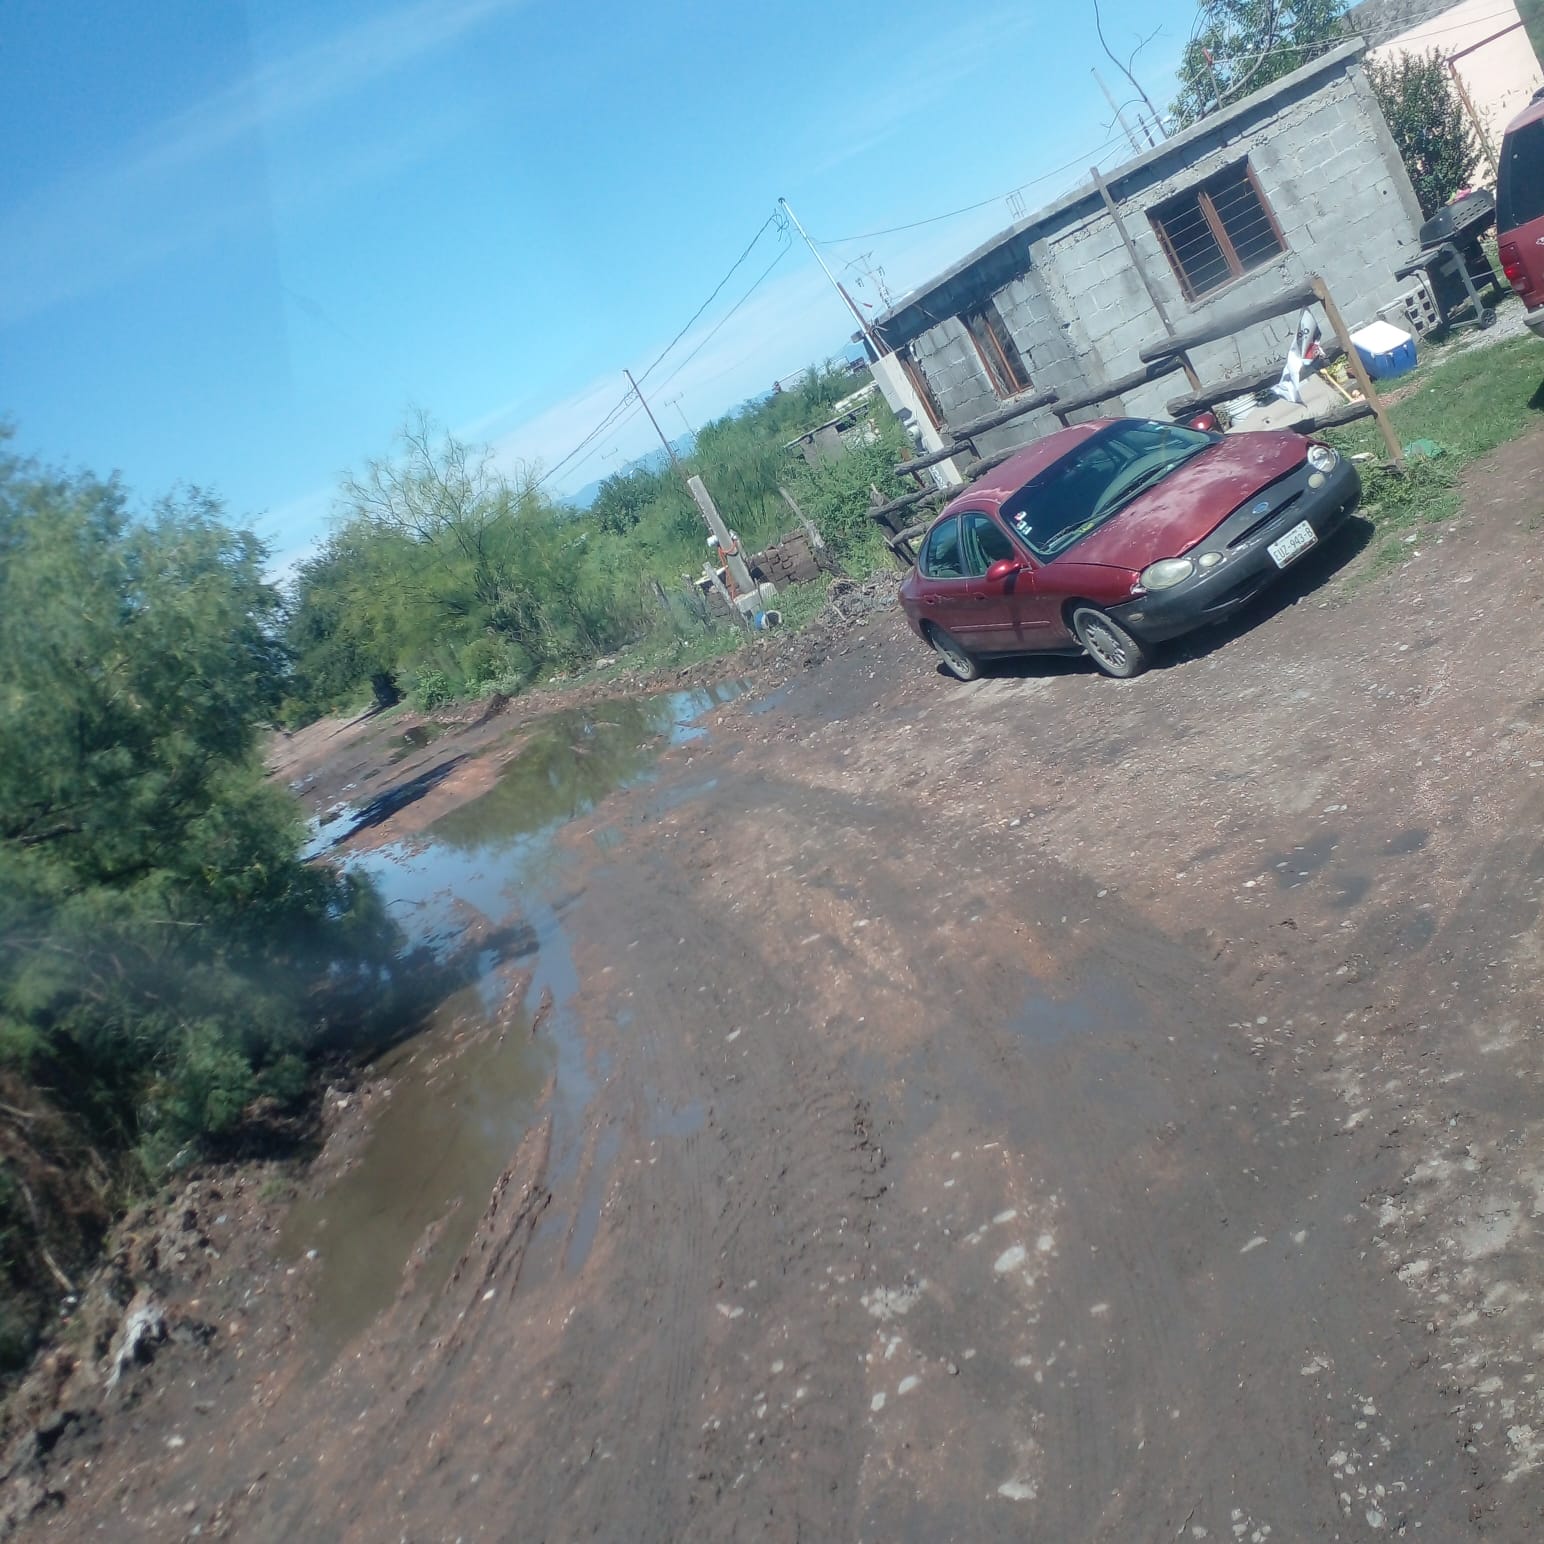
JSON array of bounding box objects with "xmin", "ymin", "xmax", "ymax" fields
[{"xmin": 563, "ymin": 434, "xmax": 694, "ymax": 509}]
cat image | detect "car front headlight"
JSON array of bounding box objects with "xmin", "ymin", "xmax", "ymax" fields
[
  {"xmin": 1140, "ymin": 556, "xmax": 1195, "ymax": 590},
  {"xmin": 1307, "ymin": 443, "xmax": 1338, "ymax": 473}
]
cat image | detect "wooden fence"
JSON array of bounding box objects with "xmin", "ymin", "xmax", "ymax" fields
[{"xmin": 869, "ymin": 273, "xmax": 1403, "ymax": 565}]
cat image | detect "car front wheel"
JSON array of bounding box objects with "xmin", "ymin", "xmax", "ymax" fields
[
  {"xmin": 1071, "ymin": 605, "xmax": 1152, "ymax": 679},
  {"xmin": 926, "ymin": 624, "xmax": 982, "ymax": 682}
]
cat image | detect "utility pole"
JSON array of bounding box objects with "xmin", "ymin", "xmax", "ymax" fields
[
  {"xmin": 779, "ymin": 196, "xmax": 887, "ymax": 357},
  {"xmin": 1092, "ymin": 68, "xmax": 1145, "ymax": 157},
  {"xmin": 624, "ymin": 368, "xmax": 754, "ymax": 600},
  {"xmin": 624, "ymin": 368, "xmax": 682, "ymax": 471},
  {"xmin": 663, "ymin": 393, "xmax": 696, "ymax": 439},
  {"xmin": 687, "ymin": 475, "xmax": 755, "ymax": 597}
]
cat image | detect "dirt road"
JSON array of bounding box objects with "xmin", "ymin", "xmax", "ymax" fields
[{"xmin": 12, "ymin": 431, "xmax": 1544, "ymax": 1540}]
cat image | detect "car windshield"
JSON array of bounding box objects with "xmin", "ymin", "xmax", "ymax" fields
[{"xmin": 1001, "ymin": 421, "xmax": 1216, "ymax": 559}]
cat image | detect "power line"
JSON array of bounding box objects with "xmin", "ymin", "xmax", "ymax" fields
[
  {"xmin": 812, "ymin": 130, "xmax": 1129, "ymax": 244},
  {"xmin": 631, "ymin": 210, "xmax": 786, "ymax": 390},
  {"xmin": 535, "ymin": 387, "xmax": 641, "ymax": 489},
  {"xmin": 541, "ymin": 398, "xmax": 650, "ymax": 491},
  {"xmin": 535, "ymin": 210, "xmax": 787, "ymax": 490},
  {"xmin": 540, "ymin": 234, "xmax": 794, "ymax": 491},
  {"xmin": 652, "ymin": 235, "xmax": 793, "ymax": 393}
]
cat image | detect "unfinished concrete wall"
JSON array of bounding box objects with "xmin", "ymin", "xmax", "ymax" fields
[
  {"xmin": 872, "ymin": 42, "xmax": 1424, "ymax": 460},
  {"xmin": 909, "ymin": 315, "xmax": 1001, "ymax": 438},
  {"xmin": 1041, "ymin": 57, "xmax": 1423, "ymax": 422},
  {"xmin": 907, "ymin": 263, "xmax": 1088, "ymax": 458}
]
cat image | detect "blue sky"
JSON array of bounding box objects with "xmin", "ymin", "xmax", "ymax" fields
[{"xmin": 2, "ymin": 0, "xmax": 1198, "ymax": 569}]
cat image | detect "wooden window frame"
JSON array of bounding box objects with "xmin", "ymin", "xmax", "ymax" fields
[
  {"xmin": 1150, "ymin": 161, "xmax": 1287, "ymax": 303},
  {"xmin": 897, "ymin": 346, "xmax": 944, "ymax": 430},
  {"xmin": 962, "ymin": 303, "xmax": 1031, "ymax": 399}
]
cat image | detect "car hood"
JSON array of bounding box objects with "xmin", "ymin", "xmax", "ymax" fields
[{"xmin": 1065, "ymin": 432, "xmax": 1308, "ymax": 571}]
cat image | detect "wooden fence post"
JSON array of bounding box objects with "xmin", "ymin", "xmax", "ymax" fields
[{"xmin": 1308, "ymin": 275, "xmax": 1404, "ymax": 470}]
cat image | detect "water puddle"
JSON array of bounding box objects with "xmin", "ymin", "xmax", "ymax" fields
[
  {"xmin": 1011, "ymin": 976, "xmax": 1149, "ymax": 1049},
  {"xmin": 278, "ymin": 980, "xmax": 551, "ymax": 1354},
  {"xmin": 746, "ymin": 682, "xmax": 795, "ymax": 716},
  {"xmin": 279, "ymin": 681, "xmax": 743, "ymax": 1353}
]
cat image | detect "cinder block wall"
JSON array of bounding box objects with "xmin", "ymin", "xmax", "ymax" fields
[
  {"xmin": 895, "ymin": 48, "xmax": 1422, "ymax": 458},
  {"xmin": 1061, "ymin": 63, "xmax": 1423, "ymax": 423}
]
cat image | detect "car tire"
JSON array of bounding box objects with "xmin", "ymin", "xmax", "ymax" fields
[
  {"xmin": 1071, "ymin": 605, "xmax": 1152, "ymax": 679},
  {"xmin": 926, "ymin": 624, "xmax": 982, "ymax": 682}
]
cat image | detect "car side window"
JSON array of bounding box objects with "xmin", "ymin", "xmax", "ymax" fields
[
  {"xmin": 960, "ymin": 512, "xmax": 1016, "ymax": 576},
  {"xmin": 920, "ymin": 516, "xmax": 964, "ymax": 579}
]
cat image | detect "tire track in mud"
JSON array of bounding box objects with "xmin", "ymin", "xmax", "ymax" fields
[
  {"xmin": 556, "ymin": 824, "xmax": 891, "ymax": 1543},
  {"xmin": 607, "ymin": 764, "xmax": 1485, "ymax": 1541},
  {"xmin": 30, "ymin": 435, "xmax": 1544, "ymax": 1540}
]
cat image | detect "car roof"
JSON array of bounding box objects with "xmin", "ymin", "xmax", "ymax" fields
[
  {"xmin": 1503, "ymin": 93, "xmax": 1544, "ymax": 138},
  {"xmin": 936, "ymin": 419, "xmax": 1115, "ymax": 519}
]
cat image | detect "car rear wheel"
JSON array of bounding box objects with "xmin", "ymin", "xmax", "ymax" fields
[
  {"xmin": 1071, "ymin": 605, "xmax": 1152, "ymax": 679},
  {"xmin": 926, "ymin": 624, "xmax": 982, "ymax": 682}
]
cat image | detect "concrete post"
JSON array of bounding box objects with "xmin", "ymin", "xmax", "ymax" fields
[{"xmin": 687, "ymin": 475, "xmax": 755, "ymax": 594}]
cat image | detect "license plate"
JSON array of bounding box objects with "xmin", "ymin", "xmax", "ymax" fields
[{"xmin": 1268, "ymin": 519, "xmax": 1317, "ymax": 568}]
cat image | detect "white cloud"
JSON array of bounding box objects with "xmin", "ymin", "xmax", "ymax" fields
[{"xmin": 0, "ymin": 0, "xmax": 522, "ymax": 322}]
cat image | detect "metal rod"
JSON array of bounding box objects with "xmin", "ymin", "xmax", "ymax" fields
[
  {"xmin": 1090, "ymin": 165, "xmax": 1201, "ymax": 390},
  {"xmin": 1446, "ymin": 59, "xmax": 1498, "ymax": 179},
  {"xmin": 623, "ymin": 367, "xmax": 682, "ymax": 471},
  {"xmin": 779, "ymin": 196, "xmax": 887, "ymax": 356}
]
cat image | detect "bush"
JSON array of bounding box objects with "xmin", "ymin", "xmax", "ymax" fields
[
  {"xmin": 787, "ymin": 426, "xmax": 912, "ymax": 570},
  {"xmin": 1367, "ymin": 50, "xmax": 1479, "ymax": 218},
  {"xmin": 0, "ymin": 441, "xmax": 399, "ymax": 1178},
  {"xmin": 410, "ymin": 669, "xmax": 455, "ymax": 712}
]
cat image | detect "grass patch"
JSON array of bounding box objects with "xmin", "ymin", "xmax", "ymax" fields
[
  {"xmin": 1332, "ymin": 335, "xmax": 1544, "ymax": 462},
  {"xmin": 1325, "ymin": 333, "xmax": 1544, "ymax": 574},
  {"xmin": 767, "ymin": 573, "xmax": 834, "ymax": 632}
]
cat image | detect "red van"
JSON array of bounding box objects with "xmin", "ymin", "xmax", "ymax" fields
[{"xmin": 1498, "ymin": 94, "xmax": 1544, "ymax": 337}]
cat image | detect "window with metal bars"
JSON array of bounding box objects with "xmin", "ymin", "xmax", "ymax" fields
[
  {"xmin": 1149, "ymin": 161, "xmax": 1286, "ymax": 302},
  {"xmin": 962, "ymin": 302, "xmax": 1031, "ymax": 398}
]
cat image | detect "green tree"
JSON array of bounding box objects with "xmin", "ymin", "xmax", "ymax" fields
[
  {"xmin": 1171, "ymin": 0, "xmax": 1348, "ymax": 129},
  {"xmin": 1366, "ymin": 50, "xmax": 1480, "ymax": 218},
  {"xmin": 0, "ymin": 435, "xmax": 393, "ymax": 1166},
  {"xmin": 590, "ymin": 468, "xmax": 659, "ymax": 537},
  {"xmin": 284, "ymin": 369, "xmax": 866, "ymax": 720}
]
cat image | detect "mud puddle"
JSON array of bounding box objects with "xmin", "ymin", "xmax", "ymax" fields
[{"xmin": 280, "ymin": 682, "xmax": 743, "ymax": 1353}]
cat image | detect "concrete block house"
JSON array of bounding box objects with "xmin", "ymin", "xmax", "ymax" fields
[{"xmin": 871, "ymin": 40, "xmax": 1426, "ymax": 462}]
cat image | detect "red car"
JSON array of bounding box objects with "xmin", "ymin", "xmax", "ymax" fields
[
  {"xmin": 898, "ymin": 417, "xmax": 1360, "ymax": 679},
  {"xmin": 1497, "ymin": 92, "xmax": 1544, "ymax": 335}
]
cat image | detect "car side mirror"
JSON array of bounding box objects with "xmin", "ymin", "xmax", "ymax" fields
[{"xmin": 985, "ymin": 557, "xmax": 1025, "ymax": 582}]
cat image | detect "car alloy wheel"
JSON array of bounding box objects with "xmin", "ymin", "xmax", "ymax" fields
[
  {"xmin": 1071, "ymin": 605, "xmax": 1151, "ymax": 680},
  {"xmin": 928, "ymin": 625, "xmax": 981, "ymax": 682}
]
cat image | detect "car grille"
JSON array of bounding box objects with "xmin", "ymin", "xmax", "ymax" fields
[{"xmin": 1227, "ymin": 491, "xmax": 1302, "ymax": 549}]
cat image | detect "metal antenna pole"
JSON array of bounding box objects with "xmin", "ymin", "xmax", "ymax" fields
[
  {"xmin": 778, "ymin": 196, "xmax": 887, "ymax": 356},
  {"xmin": 624, "ymin": 368, "xmax": 682, "ymax": 471}
]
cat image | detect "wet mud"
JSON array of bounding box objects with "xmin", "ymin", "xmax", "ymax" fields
[{"xmin": 13, "ymin": 430, "xmax": 1544, "ymax": 1539}]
